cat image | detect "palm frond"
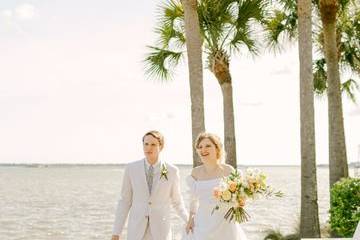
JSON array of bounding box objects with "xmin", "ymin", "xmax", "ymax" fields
[
  {"xmin": 155, "ymin": 22, "xmax": 186, "ymax": 48},
  {"xmin": 230, "ymin": 26, "xmax": 258, "ymax": 54},
  {"xmin": 341, "ymin": 78, "xmax": 359, "ymax": 103},
  {"xmin": 146, "ymin": 0, "xmax": 272, "ymax": 81},
  {"xmin": 155, "ymin": 0, "xmax": 186, "ymax": 49},
  {"xmin": 236, "ymin": 0, "xmax": 266, "ymax": 27},
  {"xmin": 264, "ymin": 229, "xmax": 284, "ymax": 240},
  {"xmin": 218, "ymin": 0, "xmax": 265, "ymax": 55},
  {"xmin": 199, "ymin": 0, "xmax": 234, "ymax": 48},
  {"xmin": 144, "ymin": 46, "xmax": 183, "ymax": 80},
  {"xmin": 264, "ymin": 10, "xmax": 289, "ymax": 48},
  {"xmin": 274, "ymin": 0, "xmax": 298, "ymax": 12},
  {"xmin": 264, "ymin": 7, "xmax": 297, "ymax": 51},
  {"xmin": 158, "ymin": 0, "xmax": 184, "ymax": 26},
  {"xmin": 339, "ymin": 0, "xmax": 352, "ymax": 12},
  {"xmin": 313, "ymin": 58, "xmax": 328, "ymax": 96},
  {"xmin": 263, "ymin": 225, "xmax": 300, "ymax": 240},
  {"xmin": 340, "ymin": 41, "xmax": 360, "ymax": 74},
  {"xmin": 284, "ymin": 234, "xmax": 300, "ymax": 240},
  {"xmin": 337, "ymin": 6, "xmax": 360, "ymax": 74},
  {"xmin": 313, "ymin": 58, "xmax": 360, "ymax": 102}
]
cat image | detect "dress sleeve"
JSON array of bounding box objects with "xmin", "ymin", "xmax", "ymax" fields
[{"xmin": 186, "ymin": 175, "xmax": 199, "ymax": 214}]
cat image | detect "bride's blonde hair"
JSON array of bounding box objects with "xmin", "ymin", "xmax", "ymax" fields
[{"xmin": 195, "ymin": 132, "xmax": 225, "ymax": 162}]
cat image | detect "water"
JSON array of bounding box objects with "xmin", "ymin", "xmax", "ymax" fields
[{"xmin": 0, "ymin": 165, "xmax": 355, "ymax": 240}]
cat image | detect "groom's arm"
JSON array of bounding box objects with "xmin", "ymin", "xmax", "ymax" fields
[
  {"xmin": 170, "ymin": 168, "xmax": 189, "ymax": 222},
  {"xmin": 112, "ymin": 165, "xmax": 133, "ymax": 236}
]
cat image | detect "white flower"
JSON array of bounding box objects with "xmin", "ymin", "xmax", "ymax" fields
[
  {"xmin": 219, "ymin": 181, "xmax": 228, "ymax": 192},
  {"xmin": 246, "ymin": 168, "xmax": 254, "ymax": 175},
  {"xmin": 239, "ymin": 189, "xmax": 247, "ymax": 198},
  {"xmin": 231, "ymin": 194, "xmax": 237, "ymax": 202},
  {"xmin": 221, "ymin": 190, "xmax": 232, "ymax": 201}
]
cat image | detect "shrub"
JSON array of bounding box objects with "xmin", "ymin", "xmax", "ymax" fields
[
  {"xmin": 263, "ymin": 229, "xmax": 300, "ymax": 240},
  {"xmin": 329, "ymin": 177, "xmax": 360, "ymax": 237}
]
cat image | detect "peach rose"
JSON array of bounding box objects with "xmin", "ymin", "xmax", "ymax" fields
[
  {"xmin": 228, "ymin": 181, "xmax": 237, "ymax": 193},
  {"xmin": 238, "ymin": 198, "xmax": 246, "ymax": 208},
  {"xmin": 213, "ymin": 188, "xmax": 222, "ymax": 199}
]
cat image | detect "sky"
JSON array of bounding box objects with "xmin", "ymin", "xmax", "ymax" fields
[{"xmin": 1, "ymin": 0, "xmax": 359, "ymax": 165}]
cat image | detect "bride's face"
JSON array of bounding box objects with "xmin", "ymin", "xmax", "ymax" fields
[{"xmin": 196, "ymin": 138, "xmax": 218, "ymax": 163}]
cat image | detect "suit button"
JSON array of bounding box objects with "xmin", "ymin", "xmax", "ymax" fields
[{"xmin": 148, "ymin": 201, "xmax": 152, "ymax": 205}]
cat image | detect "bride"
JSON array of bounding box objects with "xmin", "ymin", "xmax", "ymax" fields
[{"xmin": 183, "ymin": 132, "xmax": 248, "ymax": 240}]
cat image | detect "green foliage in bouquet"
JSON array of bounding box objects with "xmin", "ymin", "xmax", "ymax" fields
[
  {"xmin": 329, "ymin": 177, "xmax": 360, "ymax": 237},
  {"xmin": 224, "ymin": 206, "xmax": 250, "ymax": 223}
]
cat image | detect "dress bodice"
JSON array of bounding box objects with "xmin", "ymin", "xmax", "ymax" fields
[
  {"xmin": 183, "ymin": 176, "xmax": 248, "ymax": 240},
  {"xmin": 187, "ymin": 176, "xmax": 220, "ymax": 209}
]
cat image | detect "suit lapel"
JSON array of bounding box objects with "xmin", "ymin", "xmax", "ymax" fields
[
  {"xmin": 138, "ymin": 159, "xmax": 150, "ymax": 197},
  {"xmin": 149, "ymin": 162, "xmax": 166, "ymax": 199}
]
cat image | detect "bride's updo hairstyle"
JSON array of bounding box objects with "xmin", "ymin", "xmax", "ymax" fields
[{"xmin": 195, "ymin": 132, "xmax": 225, "ymax": 162}]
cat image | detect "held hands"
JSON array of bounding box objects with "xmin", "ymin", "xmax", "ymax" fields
[
  {"xmin": 111, "ymin": 235, "xmax": 120, "ymax": 240},
  {"xmin": 185, "ymin": 216, "xmax": 195, "ymax": 234}
]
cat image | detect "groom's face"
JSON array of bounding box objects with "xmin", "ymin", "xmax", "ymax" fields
[{"xmin": 143, "ymin": 135, "xmax": 162, "ymax": 160}]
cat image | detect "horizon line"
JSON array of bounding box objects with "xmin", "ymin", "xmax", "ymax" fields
[{"xmin": 0, "ymin": 163, "xmax": 358, "ymax": 167}]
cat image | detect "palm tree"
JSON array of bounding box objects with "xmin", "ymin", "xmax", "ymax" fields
[
  {"xmin": 265, "ymin": 0, "xmax": 359, "ymax": 187},
  {"xmin": 145, "ymin": 0, "xmax": 267, "ymax": 167},
  {"xmin": 181, "ymin": 0, "xmax": 205, "ymax": 167},
  {"xmin": 298, "ymin": 0, "xmax": 320, "ymax": 237},
  {"xmin": 319, "ymin": 0, "xmax": 349, "ymax": 187},
  {"xmin": 313, "ymin": 1, "xmax": 360, "ymax": 101},
  {"xmin": 265, "ymin": 0, "xmax": 359, "ymax": 100}
]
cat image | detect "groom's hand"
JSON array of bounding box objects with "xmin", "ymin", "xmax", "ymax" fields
[{"xmin": 111, "ymin": 235, "xmax": 120, "ymax": 240}]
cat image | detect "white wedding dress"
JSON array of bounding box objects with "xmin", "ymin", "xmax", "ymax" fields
[{"xmin": 182, "ymin": 176, "xmax": 248, "ymax": 240}]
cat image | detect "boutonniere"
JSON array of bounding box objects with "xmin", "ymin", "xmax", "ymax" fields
[{"xmin": 160, "ymin": 163, "xmax": 168, "ymax": 180}]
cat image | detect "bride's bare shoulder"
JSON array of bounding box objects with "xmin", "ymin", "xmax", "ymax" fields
[
  {"xmin": 221, "ymin": 164, "xmax": 235, "ymax": 175},
  {"xmin": 191, "ymin": 166, "xmax": 203, "ymax": 180}
]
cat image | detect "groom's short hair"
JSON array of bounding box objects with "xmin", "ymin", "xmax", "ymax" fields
[{"xmin": 142, "ymin": 130, "xmax": 164, "ymax": 148}]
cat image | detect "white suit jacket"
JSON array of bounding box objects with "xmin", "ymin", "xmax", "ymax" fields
[{"xmin": 112, "ymin": 159, "xmax": 188, "ymax": 240}]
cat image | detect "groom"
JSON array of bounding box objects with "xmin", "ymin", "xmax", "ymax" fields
[{"xmin": 111, "ymin": 130, "xmax": 188, "ymax": 240}]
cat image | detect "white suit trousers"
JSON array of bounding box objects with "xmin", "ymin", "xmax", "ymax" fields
[{"xmin": 142, "ymin": 220, "xmax": 153, "ymax": 240}]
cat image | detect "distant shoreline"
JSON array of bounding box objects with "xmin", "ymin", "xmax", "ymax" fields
[{"xmin": 0, "ymin": 163, "xmax": 358, "ymax": 168}]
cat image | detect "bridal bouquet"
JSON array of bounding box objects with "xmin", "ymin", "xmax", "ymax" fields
[{"xmin": 212, "ymin": 168, "xmax": 283, "ymax": 223}]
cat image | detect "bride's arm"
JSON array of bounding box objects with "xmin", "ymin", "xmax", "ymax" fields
[{"xmin": 185, "ymin": 169, "xmax": 199, "ymax": 234}]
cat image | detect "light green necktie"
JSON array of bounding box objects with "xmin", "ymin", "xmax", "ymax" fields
[{"xmin": 147, "ymin": 165, "xmax": 154, "ymax": 194}]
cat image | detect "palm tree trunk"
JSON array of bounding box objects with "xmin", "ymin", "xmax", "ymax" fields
[
  {"xmin": 319, "ymin": 0, "xmax": 349, "ymax": 187},
  {"xmin": 220, "ymin": 80, "xmax": 237, "ymax": 168},
  {"xmin": 211, "ymin": 52, "xmax": 237, "ymax": 168},
  {"xmin": 181, "ymin": 0, "xmax": 205, "ymax": 167},
  {"xmin": 298, "ymin": 0, "xmax": 320, "ymax": 237}
]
